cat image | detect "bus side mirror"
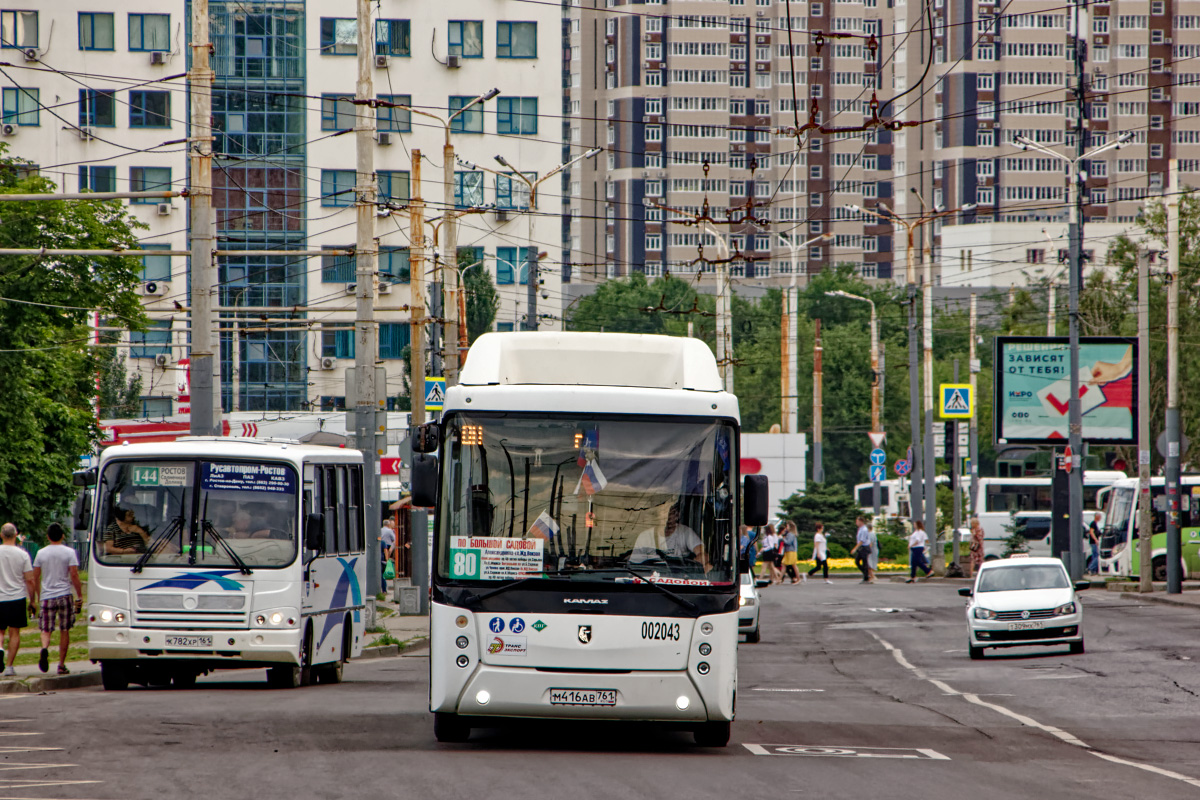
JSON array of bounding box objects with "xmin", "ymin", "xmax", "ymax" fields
[
  {"xmin": 305, "ymin": 513, "xmax": 325, "ymax": 552},
  {"xmin": 72, "ymin": 492, "xmax": 92, "ymax": 532},
  {"xmin": 412, "ymin": 423, "xmax": 440, "ymax": 454},
  {"xmin": 743, "ymin": 475, "xmax": 768, "ymax": 527},
  {"xmin": 72, "ymin": 468, "xmax": 96, "ymax": 487},
  {"xmin": 412, "ymin": 454, "xmax": 439, "ymax": 508}
]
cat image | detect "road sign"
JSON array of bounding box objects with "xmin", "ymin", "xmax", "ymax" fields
[
  {"xmin": 424, "ymin": 377, "xmax": 446, "ymax": 412},
  {"xmin": 868, "ymin": 431, "xmax": 886, "ymax": 448},
  {"xmin": 869, "ymin": 465, "xmax": 885, "ymax": 482},
  {"xmin": 933, "ymin": 428, "xmax": 969, "ymax": 448},
  {"xmin": 895, "ymin": 459, "xmax": 910, "ymax": 476},
  {"xmin": 939, "ymin": 383, "xmax": 973, "ymax": 419},
  {"xmin": 869, "ymin": 448, "xmax": 887, "ymax": 466}
]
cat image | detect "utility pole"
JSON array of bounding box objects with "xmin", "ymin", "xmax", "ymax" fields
[
  {"xmin": 442, "ymin": 140, "xmax": 459, "ymax": 384},
  {"xmin": 952, "ymin": 360, "xmax": 962, "ymax": 537},
  {"xmin": 788, "ymin": 282, "xmax": 799, "ymax": 434},
  {"xmin": 410, "ymin": 151, "xmax": 427, "ymax": 427},
  {"xmin": 1166, "ymin": 159, "xmax": 1182, "ymax": 594},
  {"xmin": 922, "ymin": 209, "xmax": 938, "ymax": 571},
  {"xmin": 969, "ymin": 293, "xmax": 979, "ymax": 519},
  {"xmin": 780, "ymin": 289, "xmax": 790, "ymax": 433},
  {"xmin": 813, "ymin": 319, "xmax": 824, "ymax": 483},
  {"xmin": 188, "ymin": 0, "xmax": 220, "ymax": 436},
  {"xmin": 1138, "ymin": 248, "xmax": 1153, "ymax": 592},
  {"xmin": 355, "ymin": 0, "xmax": 381, "ymax": 593}
]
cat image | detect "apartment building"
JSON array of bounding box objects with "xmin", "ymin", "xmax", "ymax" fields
[
  {"xmin": 564, "ymin": 0, "xmax": 1194, "ymax": 297},
  {"xmin": 3, "ymin": 0, "xmax": 563, "ymax": 415}
]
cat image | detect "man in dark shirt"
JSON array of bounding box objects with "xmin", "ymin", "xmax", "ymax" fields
[{"xmin": 1087, "ymin": 512, "xmax": 1102, "ymax": 574}]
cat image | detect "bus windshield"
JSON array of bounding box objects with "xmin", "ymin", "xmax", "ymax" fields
[
  {"xmin": 1103, "ymin": 486, "xmax": 1135, "ymax": 543},
  {"xmin": 95, "ymin": 459, "xmax": 299, "ymax": 569},
  {"xmin": 436, "ymin": 414, "xmax": 737, "ymax": 587}
]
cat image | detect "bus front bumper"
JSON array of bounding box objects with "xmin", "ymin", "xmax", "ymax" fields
[
  {"xmin": 88, "ymin": 626, "xmax": 302, "ymax": 664},
  {"xmin": 447, "ymin": 664, "xmax": 714, "ymax": 722}
]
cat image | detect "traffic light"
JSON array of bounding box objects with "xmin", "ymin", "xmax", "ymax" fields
[{"xmin": 944, "ymin": 421, "xmax": 955, "ymax": 463}]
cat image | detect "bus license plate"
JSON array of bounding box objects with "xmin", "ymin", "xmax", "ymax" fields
[
  {"xmin": 1007, "ymin": 621, "xmax": 1043, "ymax": 631},
  {"xmin": 549, "ymin": 689, "xmax": 616, "ymax": 706},
  {"xmin": 165, "ymin": 635, "xmax": 213, "ymax": 647}
]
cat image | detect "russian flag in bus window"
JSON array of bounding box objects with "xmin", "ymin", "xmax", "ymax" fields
[
  {"xmin": 574, "ymin": 458, "xmax": 608, "ymax": 496},
  {"xmin": 529, "ymin": 510, "xmax": 560, "ymax": 540}
]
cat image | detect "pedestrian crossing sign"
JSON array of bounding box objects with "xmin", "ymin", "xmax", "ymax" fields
[
  {"xmin": 424, "ymin": 377, "xmax": 446, "ymax": 412},
  {"xmin": 939, "ymin": 383, "xmax": 973, "ymax": 419}
]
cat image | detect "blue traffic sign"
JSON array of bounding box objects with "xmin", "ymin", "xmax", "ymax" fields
[
  {"xmin": 894, "ymin": 459, "xmax": 911, "ymax": 477},
  {"xmin": 870, "ymin": 448, "xmax": 887, "ymax": 466},
  {"xmin": 869, "ymin": 465, "xmax": 886, "ymax": 482}
]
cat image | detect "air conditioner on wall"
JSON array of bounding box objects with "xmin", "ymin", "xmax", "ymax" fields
[
  {"xmin": 344, "ymin": 283, "xmax": 357, "ymax": 295},
  {"xmin": 78, "ymin": 127, "xmax": 95, "ymax": 141},
  {"xmin": 319, "ymin": 357, "xmax": 337, "ymax": 370},
  {"xmin": 378, "ymin": 282, "xmax": 393, "ymax": 295},
  {"xmin": 156, "ymin": 203, "xmax": 173, "ymax": 216},
  {"xmin": 143, "ymin": 281, "xmax": 169, "ymax": 296},
  {"xmin": 376, "ymin": 131, "xmax": 393, "ymax": 146},
  {"xmin": 447, "ymin": 54, "xmax": 461, "ymax": 68},
  {"xmin": 375, "ymin": 54, "xmax": 389, "ymax": 68},
  {"xmin": 22, "ymin": 49, "xmax": 36, "ymax": 63},
  {"xmin": 495, "ymin": 208, "xmax": 509, "ymax": 221},
  {"xmin": 150, "ymin": 51, "xmax": 167, "ymax": 66},
  {"xmin": 154, "ymin": 354, "xmax": 170, "ymax": 367},
  {"xmin": 0, "ymin": 124, "xmax": 15, "ymax": 136}
]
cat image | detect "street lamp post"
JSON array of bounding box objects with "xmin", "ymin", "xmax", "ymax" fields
[
  {"xmin": 1015, "ymin": 131, "xmax": 1133, "ymax": 581},
  {"xmin": 458, "ymin": 148, "xmax": 602, "ymax": 332},
  {"xmin": 456, "ymin": 259, "xmax": 484, "ymax": 367},
  {"xmin": 775, "ymin": 232, "xmax": 831, "ymax": 434},
  {"xmin": 699, "ymin": 221, "xmax": 735, "ymax": 395},
  {"xmin": 390, "ymin": 88, "xmax": 499, "ymax": 385},
  {"xmin": 826, "ymin": 290, "xmax": 881, "ymax": 516}
]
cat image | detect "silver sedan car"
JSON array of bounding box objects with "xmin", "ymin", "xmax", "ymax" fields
[{"xmin": 739, "ymin": 571, "xmax": 761, "ymax": 643}]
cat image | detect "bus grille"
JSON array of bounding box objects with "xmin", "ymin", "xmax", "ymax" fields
[{"xmin": 133, "ymin": 594, "xmax": 248, "ymax": 630}]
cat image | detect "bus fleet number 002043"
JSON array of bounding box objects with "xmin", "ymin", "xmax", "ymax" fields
[{"xmin": 641, "ymin": 621, "xmax": 681, "ymax": 641}]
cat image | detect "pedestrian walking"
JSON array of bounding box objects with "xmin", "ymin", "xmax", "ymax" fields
[
  {"xmin": 379, "ymin": 518, "xmax": 396, "ymax": 593},
  {"xmin": 0, "ymin": 524, "xmax": 34, "ymax": 677},
  {"xmin": 906, "ymin": 521, "xmax": 933, "ymax": 582},
  {"xmin": 807, "ymin": 522, "xmax": 832, "ymax": 583},
  {"xmin": 1087, "ymin": 513, "xmax": 1102, "ymax": 574},
  {"xmin": 759, "ymin": 524, "xmax": 782, "ymax": 584},
  {"xmin": 781, "ymin": 521, "xmax": 805, "ymax": 584},
  {"xmin": 967, "ymin": 517, "xmax": 985, "ymax": 579},
  {"xmin": 849, "ymin": 516, "xmax": 873, "ymax": 584},
  {"xmin": 867, "ymin": 523, "xmax": 879, "ymax": 583},
  {"xmin": 32, "ymin": 523, "xmax": 82, "ymax": 675}
]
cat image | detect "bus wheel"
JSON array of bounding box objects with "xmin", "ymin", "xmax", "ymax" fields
[
  {"xmin": 298, "ymin": 626, "xmax": 314, "ymax": 687},
  {"xmin": 172, "ymin": 671, "xmax": 197, "ymax": 689},
  {"xmin": 433, "ymin": 712, "xmax": 471, "ymax": 743},
  {"xmin": 100, "ymin": 662, "xmax": 129, "ymax": 691},
  {"xmin": 319, "ymin": 622, "xmax": 352, "ymax": 685},
  {"xmin": 266, "ymin": 665, "xmax": 301, "ymax": 689},
  {"xmin": 694, "ymin": 721, "xmax": 731, "ymax": 747},
  {"xmin": 1152, "ymin": 556, "xmax": 1168, "ymax": 582}
]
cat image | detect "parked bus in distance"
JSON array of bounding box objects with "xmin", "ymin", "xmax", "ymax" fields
[
  {"xmin": 1100, "ymin": 475, "xmax": 1200, "ymax": 581},
  {"xmin": 854, "ymin": 476, "xmax": 949, "ymax": 525},
  {"xmin": 413, "ymin": 332, "xmax": 768, "ymax": 747},
  {"xmin": 973, "ymin": 472, "xmax": 1127, "ymax": 559},
  {"xmin": 77, "ymin": 438, "xmax": 367, "ymax": 690}
]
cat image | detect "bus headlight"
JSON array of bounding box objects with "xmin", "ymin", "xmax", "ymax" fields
[
  {"xmin": 253, "ymin": 608, "xmax": 299, "ymax": 628},
  {"xmin": 92, "ymin": 606, "xmax": 127, "ymax": 626}
]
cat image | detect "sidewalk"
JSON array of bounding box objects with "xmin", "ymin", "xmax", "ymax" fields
[
  {"xmin": 364, "ymin": 593, "xmax": 429, "ymax": 658},
  {"xmin": 0, "ymin": 654, "xmax": 100, "ymax": 693},
  {"xmin": 1105, "ymin": 581, "xmax": 1200, "ymax": 609}
]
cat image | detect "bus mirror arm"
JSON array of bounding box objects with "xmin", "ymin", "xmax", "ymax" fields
[
  {"xmin": 305, "ymin": 513, "xmax": 325, "ymax": 554},
  {"xmin": 742, "ymin": 475, "xmax": 769, "ymax": 527}
]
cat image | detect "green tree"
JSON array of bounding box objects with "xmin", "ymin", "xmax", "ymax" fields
[
  {"xmin": 567, "ymin": 272, "xmax": 702, "ymax": 336},
  {"xmin": 0, "ymin": 147, "xmax": 147, "ymax": 534},
  {"xmin": 461, "ymin": 254, "xmax": 499, "ymax": 344},
  {"xmin": 778, "ymin": 482, "xmax": 862, "ymax": 552},
  {"xmin": 96, "ymin": 345, "xmax": 142, "ymax": 419}
]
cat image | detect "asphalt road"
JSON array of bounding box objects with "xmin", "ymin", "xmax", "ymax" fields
[{"xmin": 7, "ymin": 581, "xmax": 1200, "ymax": 800}]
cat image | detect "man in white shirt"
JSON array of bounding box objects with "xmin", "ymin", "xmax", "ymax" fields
[
  {"xmin": 631, "ymin": 502, "xmax": 710, "ymax": 571},
  {"xmin": 906, "ymin": 522, "xmax": 933, "ymax": 583},
  {"xmin": 32, "ymin": 523, "xmax": 82, "ymax": 675},
  {"xmin": 0, "ymin": 523, "xmax": 34, "ymax": 677}
]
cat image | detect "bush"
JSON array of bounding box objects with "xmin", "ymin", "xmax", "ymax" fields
[
  {"xmin": 796, "ymin": 540, "xmax": 849, "ymax": 560},
  {"xmin": 875, "ymin": 534, "xmax": 908, "ymax": 562}
]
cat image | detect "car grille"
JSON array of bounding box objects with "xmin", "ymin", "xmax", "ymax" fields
[
  {"xmin": 994, "ymin": 608, "xmax": 1057, "ymax": 621},
  {"xmin": 133, "ymin": 594, "xmax": 248, "ymax": 630}
]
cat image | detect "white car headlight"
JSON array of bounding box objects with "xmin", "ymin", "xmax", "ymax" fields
[
  {"xmin": 1054, "ymin": 601, "xmax": 1077, "ymax": 616},
  {"xmin": 740, "ymin": 595, "xmax": 756, "ymax": 607},
  {"xmin": 973, "ymin": 607, "xmax": 996, "ymax": 620}
]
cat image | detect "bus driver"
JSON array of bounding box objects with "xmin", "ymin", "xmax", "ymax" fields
[{"xmin": 631, "ymin": 502, "xmax": 711, "ymax": 571}]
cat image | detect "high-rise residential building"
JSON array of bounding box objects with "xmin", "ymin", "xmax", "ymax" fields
[
  {"xmin": 563, "ymin": 0, "xmax": 1195, "ymax": 301},
  {"xmin": 6, "ymin": 1, "xmax": 563, "ymax": 416}
]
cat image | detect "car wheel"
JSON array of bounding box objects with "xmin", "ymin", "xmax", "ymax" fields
[
  {"xmin": 745, "ymin": 627, "xmax": 761, "ymax": 643},
  {"xmin": 968, "ymin": 644, "xmax": 985, "ymax": 660},
  {"xmin": 694, "ymin": 721, "xmax": 731, "ymax": 747},
  {"xmin": 1069, "ymin": 639, "xmax": 1085, "ymax": 655},
  {"xmin": 434, "ymin": 712, "xmax": 471, "ymax": 743}
]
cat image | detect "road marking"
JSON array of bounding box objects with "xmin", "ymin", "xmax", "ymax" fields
[
  {"xmin": 752, "ymin": 688, "xmax": 825, "ymax": 693},
  {"xmin": 744, "ymin": 744, "xmax": 949, "ymax": 760},
  {"xmin": 0, "ymin": 764, "xmax": 78, "ymax": 773},
  {"xmin": 0, "ymin": 780, "xmax": 101, "ymax": 790},
  {"xmin": 868, "ymin": 631, "xmax": 1200, "ymax": 789}
]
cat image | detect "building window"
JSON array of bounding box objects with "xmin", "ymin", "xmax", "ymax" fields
[
  {"xmin": 1150, "ymin": 143, "xmax": 1164, "ymax": 159},
  {"xmin": 977, "ymin": 130, "xmax": 994, "ymax": 147},
  {"xmin": 78, "ymin": 12, "xmax": 114, "ymax": 51},
  {"xmin": 320, "ymin": 170, "xmax": 356, "ymax": 207},
  {"xmin": 320, "ymin": 246, "xmax": 355, "ymax": 282},
  {"xmin": 810, "ymin": 165, "xmax": 822, "ymax": 180},
  {"xmin": 380, "ymin": 247, "xmax": 411, "ymax": 283},
  {"xmin": 130, "ymin": 321, "xmax": 171, "ymax": 358},
  {"xmin": 449, "ymin": 96, "xmax": 485, "ymax": 133},
  {"xmin": 1, "ymin": 86, "xmax": 37, "ymax": 126},
  {"xmin": 140, "ymin": 396, "xmax": 172, "ymax": 418},
  {"xmin": 646, "ymin": 70, "xmax": 662, "ymax": 87},
  {"xmin": 646, "ymin": 234, "xmax": 662, "ymax": 251},
  {"xmin": 379, "ymin": 323, "xmax": 410, "ymax": 360},
  {"xmin": 128, "ymin": 91, "xmax": 170, "ymax": 128},
  {"xmin": 448, "ymin": 21, "xmax": 484, "ymax": 57},
  {"xmin": 128, "ymin": 13, "xmax": 168, "ymax": 51},
  {"xmin": 375, "ymin": 19, "xmax": 410, "ymax": 57},
  {"xmin": 496, "ymin": 173, "xmax": 534, "ymax": 209},
  {"xmin": 79, "ymin": 165, "xmax": 116, "ymax": 193},
  {"xmin": 496, "ymin": 21, "xmax": 536, "ymax": 58},
  {"xmin": 977, "ymin": 186, "xmax": 994, "ymax": 205},
  {"xmin": 645, "ymin": 124, "xmax": 662, "ymax": 142},
  {"xmin": 129, "ymin": 167, "xmax": 171, "ymax": 203},
  {"xmin": 321, "ymin": 95, "xmax": 356, "ymax": 131},
  {"xmin": 1, "ymin": 10, "xmax": 36, "ymax": 49},
  {"xmin": 377, "ymin": 171, "xmax": 410, "ymax": 203},
  {"xmin": 322, "ymin": 330, "xmax": 355, "ymax": 359},
  {"xmin": 810, "ymin": 193, "xmax": 821, "ymax": 207},
  {"xmin": 319, "ymin": 18, "xmax": 357, "ymax": 55},
  {"xmin": 809, "ymin": 246, "xmax": 822, "ymax": 259},
  {"xmin": 496, "ymin": 97, "xmax": 537, "ymax": 135},
  {"xmin": 139, "ymin": 244, "xmax": 171, "ymax": 282},
  {"xmin": 1026, "ymin": 248, "xmax": 1045, "ymax": 264},
  {"xmin": 377, "ymin": 95, "xmax": 411, "ymax": 133},
  {"xmin": 646, "ymin": 98, "xmax": 662, "ymax": 115},
  {"xmin": 754, "ymin": 235, "xmax": 770, "ymax": 251},
  {"xmin": 496, "ymin": 247, "xmax": 526, "ymax": 284},
  {"xmin": 645, "ymin": 179, "xmax": 662, "ymax": 196},
  {"xmin": 454, "ymin": 171, "xmax": 484, "ymax": 208},
  {"xmin": 79, "ymin": 89, "xmax": 116, "ymax": 127}
]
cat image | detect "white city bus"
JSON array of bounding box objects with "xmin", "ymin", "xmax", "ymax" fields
[
  {"xmin": 80, "ymin": 438, "xmax": 367, "ymax": 690},
  {"xmin": 414, "ymin": 332, "xmax": 768, "ymax": 747},
  {"xmin": 973, "ymin": 472, "xmax": 1126, "ymax": 558}
]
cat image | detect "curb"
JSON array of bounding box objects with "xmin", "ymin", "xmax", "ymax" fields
[
  {"xmin": 359, "ymin": 635, "xmax": 429, "ymax": 660},
  {"xmin": 1107, "ymin": 587, "xmax": 1200, "ymax": 610},
  {"xmin": 0, "ymin": 670, "xmax": 101, "ymax": 694}
]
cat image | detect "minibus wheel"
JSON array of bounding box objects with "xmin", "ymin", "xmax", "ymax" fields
[{"xmin": 100, "ymin": 662, "xmax": 129, "ymax": 691}]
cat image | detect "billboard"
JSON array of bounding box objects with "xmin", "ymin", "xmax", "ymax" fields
[{"xmin": 994, "ymin": 336, "xmax": 1137, "ymax": 445}]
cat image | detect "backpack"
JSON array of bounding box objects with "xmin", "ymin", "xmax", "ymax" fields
[{"xmin": 777, "ymin": 537, "xmax": 787, "ymax": 556}]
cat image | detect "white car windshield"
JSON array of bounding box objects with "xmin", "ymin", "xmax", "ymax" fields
[{"xmin": 977, "ymin": 565, "xmax": 1070, "ymax": 592}]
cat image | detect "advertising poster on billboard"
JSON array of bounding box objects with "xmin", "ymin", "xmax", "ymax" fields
[{"xmin": 994, "ymin": 336, "xmax": 1137, "ymax": 445}]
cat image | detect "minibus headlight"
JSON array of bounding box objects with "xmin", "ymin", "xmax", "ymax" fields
[
  {"xmin": 253, "ymin": 608, "xmax": 298, "ymax": 628},
  {"xmin": 92, "ymin": 607, "xmax": 126, "ymax": 626}
]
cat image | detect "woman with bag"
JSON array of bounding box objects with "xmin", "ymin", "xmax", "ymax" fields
[{"xmin": 781, "ymin": 521, "xmax": 804, "ymax": 584}]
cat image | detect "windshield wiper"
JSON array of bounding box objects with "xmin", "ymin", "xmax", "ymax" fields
[
  {"xmin": 580, "ymin": 566, "xmax": 700, "ymax": 613},
  {"xmin": 200, "ymin": 519, "xmax": 254, "ymax": 575},
  {"xmin": 131, "ymin": 516, "xmax": 185, "ymax": 573}
]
